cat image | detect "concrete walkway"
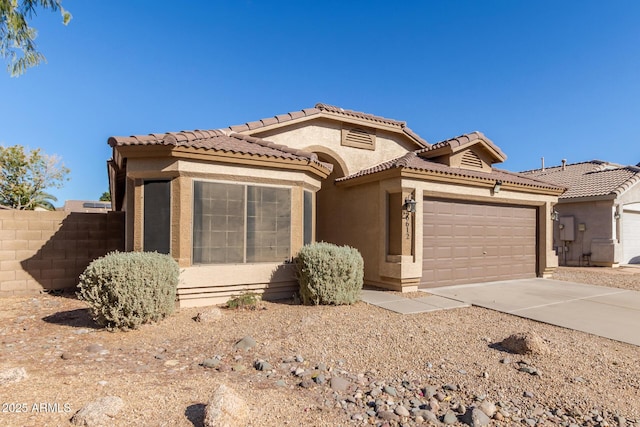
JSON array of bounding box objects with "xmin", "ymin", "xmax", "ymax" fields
[
  {"xmin": 427, "ymin": 278, "xmax": 640, "ymax": 347},
  {"xmin": 360, "ymin": 289, "xmax": 470, "ymax": 314},
  {"xmin": 361, "ymin": 279, "xmax": 640, "ymax": 346}
]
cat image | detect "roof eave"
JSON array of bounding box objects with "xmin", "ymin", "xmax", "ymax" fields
[{"xmin": 337, "ymin": 166, "xmax": 565, "ymax": 195}]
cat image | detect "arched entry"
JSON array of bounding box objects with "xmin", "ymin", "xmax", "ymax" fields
[{"xmin": 314, "ymin": 151, "xmax": 348, "ymax": 245}]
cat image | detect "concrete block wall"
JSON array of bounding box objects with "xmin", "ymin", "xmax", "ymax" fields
[{"xmin": 0, "ymin": 210, "xmax": 124, "ymax": 296}]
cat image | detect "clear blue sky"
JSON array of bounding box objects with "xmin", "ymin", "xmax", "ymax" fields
[{"xmin": 2, "ymin": 1, "xmax": 640, "ymax": 205}]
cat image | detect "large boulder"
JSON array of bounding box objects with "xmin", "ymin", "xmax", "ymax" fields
[
  {"xmin": 498, "ymin": 332, "xmax": 550, "ymax": 355},
  {"xmin": 70, "ymin": 396, "xmax": 124, "ymax": 427},
  {"xmin": 204, "ymin": 384, "xmax": 249, "ymax": 427}
]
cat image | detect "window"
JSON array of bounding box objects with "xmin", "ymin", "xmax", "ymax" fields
[
  {"xmin": 144, "ymin": 180, "xmax": 171, "ymax": 254},
  {"xmin": 303, "ymin": 191, "xmax": 313, "ymax": 245},
  {"xmin": 193, "ymin": 181, "xmax": 291, "ymax": 264}
]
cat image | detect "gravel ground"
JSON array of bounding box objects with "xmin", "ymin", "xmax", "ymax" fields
[{"xmin": 0, "ymin": 266, "xmax": 639, "ymax": 426}]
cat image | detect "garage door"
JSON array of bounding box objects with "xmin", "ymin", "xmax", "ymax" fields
[
  {"xmin": 421, "ymin": 199, "xmax": 537, "ymax": 288},
  {"xmin": 622, "ymin": 210, "xmax": 640, "ymax": 264}
]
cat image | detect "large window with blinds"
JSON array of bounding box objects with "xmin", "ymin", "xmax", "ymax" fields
[{"xmin": 193, "ymin": 181, "xmax": 291, "ymax": 264}]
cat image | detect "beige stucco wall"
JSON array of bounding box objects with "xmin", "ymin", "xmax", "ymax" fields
[
  {"xmin": 251, "ymin": 119, "xmax": 419, "ymax": 177},
  {"xmin": 120, "ymin": 156, "xmax": 324, "ymax": 307},
  {"xmin": 329, "ymin": 173, "xmax": 559, "ymax": 292},
  {"xmin": 553, "ymin": 199, "xmax": 616, "ymax": 266}
]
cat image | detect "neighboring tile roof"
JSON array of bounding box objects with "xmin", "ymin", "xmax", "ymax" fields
[
  {"xmin": 108, "ymin": 130, "xmax": 332, "ymax": 171},
  {"xmin": 521, "ymin": 161, "xmax": 640, "ymax": 199},
  {"xmin": 226, "ymin": 103, "xmax": 429, "ymax": 147},
  {"xmin": 336, "ymin": 151, "xmax": 564, "ymax": 191},
  {"xmin": 417, "ymin": 131, "xmax": 507, "ymax": 160}
]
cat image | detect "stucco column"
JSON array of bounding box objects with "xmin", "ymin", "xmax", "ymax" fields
[
  {"xmin": 171, "ymin": 176, "xmax": 192, "ymax": 267},
  {"xmin": 290, "ymin": 187, "xmax": 304, "ymax": 257},
  {"xmin": 539, "ymin": 201, "xmax": 558, "ymax": 277},
  {"xmin": 132, "ymin": 178, "xmax": 143, "ymax": 252}
]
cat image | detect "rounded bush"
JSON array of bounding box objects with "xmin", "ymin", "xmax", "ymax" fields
[
  {"xmin": 295, "ymin": 242, "xmax": 364, "ymax": 305},
  {"xmin": 77, "ymin": 251, "xmax": 179, "ymax": 330}
]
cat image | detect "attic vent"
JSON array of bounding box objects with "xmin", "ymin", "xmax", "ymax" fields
[
  {"xmin": 341, "ymin": 126, "xmax": 376, "ymax": 150},
  {"xmin": 460, "ymin": 150, "xmax": 483, "ymax": 169}
]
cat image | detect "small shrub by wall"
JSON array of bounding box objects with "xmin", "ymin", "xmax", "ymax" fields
[
  {"xmin": 295, "ymin": 242, "xmax": 364, "ymax": 305},
  {"xmin": 77, "ymin": 251, "xmax": 179, "ymax": 330}
]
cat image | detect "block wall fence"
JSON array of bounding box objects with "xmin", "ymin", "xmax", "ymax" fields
[{"xmin": 0, "ymin": 210, "xmax": 125, "ymax": 297}]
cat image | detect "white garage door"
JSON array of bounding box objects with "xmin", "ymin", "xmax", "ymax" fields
[{"xmin": 622, "ymin": 210, "xmax": 640, "ymax": 264}]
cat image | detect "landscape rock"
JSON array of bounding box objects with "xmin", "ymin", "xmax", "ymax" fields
[
  {"xmin": 330, "ymin": 376, "xmax": 351, "ymax": 392},
  {"xmin": 194, "ymin": 307, "xmax": 223, "ymax": 322},
  {"xmin": 204, "ymin": 384, "xmax": 249, "ymax": 427},
  {"xmin": 499, "ymin": 332, "xmax": 550, "ymax": 355},
  {"xmin": 443, "ymin": 410, "xmax": 459, "ymax": 424},
  {"xmin": 70, "ymin": 396, "xmax": 124, "ymax": 427},
  {"xmin": 253, "ymin": 359, "xmax": 273, "ymax": 371},
  {"xmin": 233, "ymin": 336, "xmax": 256, "ymax": 351},
  {"xmin": 478, "ymin": 400, "xmax": 496, "ymax": 417},
  {"xmin": 202, "ymin": 357, "xmax": 221, "ymax": 369},
  {"xmin": 0, "ymin": 367, "xmax": 27, "ymax": 385},
  {"xmin": 394, "ymin": 405, "xmax": 410, "ymax": 417},
  {"xmin": 462, "ymin": 407, "xmax": 492, "ymax": 427}
]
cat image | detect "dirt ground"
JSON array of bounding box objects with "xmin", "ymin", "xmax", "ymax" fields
[{"xmin": 1, "ymin": 266, "xmax": 639, "ymax": 426}]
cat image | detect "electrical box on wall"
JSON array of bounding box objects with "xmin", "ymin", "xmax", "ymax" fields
[
  {"xmin": 559, "ymin": 216, "xmax": 575, "ymax": 241},
  {"xmin": 578, "ymin": 223, "xmax": 586, "ymax": 232}
]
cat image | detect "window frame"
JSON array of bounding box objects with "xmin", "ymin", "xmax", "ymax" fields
[{"xmin": 192, "ymin": 179, "xmax": 292, "ymax": 265}]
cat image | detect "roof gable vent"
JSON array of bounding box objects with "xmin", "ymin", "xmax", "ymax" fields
[
  {"xmin": 341, "ymin": 126, "xmax": 376, "ymax": 150},
  {"xmin": 460, "ymin": 150, "xmax": 483, "ymax": 169}
]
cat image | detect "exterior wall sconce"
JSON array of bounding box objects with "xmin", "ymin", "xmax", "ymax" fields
[
  {"xmin": 551, "ymin": 209, "xmax": 560, "ymax": 221},
  {"xmin": 614, "ymin": 209, "xmax": 621, "ymax": 220},
  {"xmin": 493, "ymin": 180, "xmax": 502, "ymax": 194},
  {"xmin": 402, "ymin": 196, "xmax": 417, "ymax": 239}
]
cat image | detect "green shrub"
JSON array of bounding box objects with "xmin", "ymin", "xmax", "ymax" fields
[
  {"xmin": 226, "ymin": 292, "xmax": 261, "ymax": 310},
  {"xmin": 295, "ymin": 242, "xmax": 364, "ymax": 305},
  {"xmin": 77, "ymin": 251, "xmax": 179, "ymax": 330}
]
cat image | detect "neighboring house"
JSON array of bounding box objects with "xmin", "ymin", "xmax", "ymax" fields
[
  {"xmin": 521, "ymin": 160, "xmax": 640, "ymax": 266},
  {"xmin": 107, "ymin": 103, "xmax": 564, "ymax": 307},
  {"xmin": 63, "ymin": 200, "xmax": 112, "ymax": 213}
]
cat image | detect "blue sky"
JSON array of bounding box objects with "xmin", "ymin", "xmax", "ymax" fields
[{"xmin": 2, "ymin": 1, "xmax": 640, "ymax": 205}]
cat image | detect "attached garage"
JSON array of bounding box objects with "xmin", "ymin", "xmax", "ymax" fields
[
  {"xmin": 622, "ymin": 208, "xmax": 640, "ymax": 264},
  {"xmin": 421, "ymin": 198, "xmax": 537, "ymax": 288}
]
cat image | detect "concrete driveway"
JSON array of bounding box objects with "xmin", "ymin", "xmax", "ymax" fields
[{"xmin": 427, "ymin": 278, "xmax": 640, "ymax": 347}]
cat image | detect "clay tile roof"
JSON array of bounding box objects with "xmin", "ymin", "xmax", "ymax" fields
[
  {"xmin": 521, "ymin": 160, "xmax": 640, "ymax": 199},
  {"xmin": 337, "ymin": 151, "xmax": 563, "ymax": 191},
  {"xmin": 417, "ymin": 131, "xmax": 506, "ymax": 160},
  {"xmin": 226, "ymin": 103, "xmax": 429, "ymax": 147},
  {"xmin": 108, "ymin": 130, "xmax": 331, "ymax": 171},
  {"xmin": 314, "ymin": 103, "xmax": 406, "ymax": 127}
]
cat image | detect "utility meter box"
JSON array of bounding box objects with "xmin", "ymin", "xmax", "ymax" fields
[{"xmin": 559, "ymin": 216, "xmax": 575, "ymax": 241}]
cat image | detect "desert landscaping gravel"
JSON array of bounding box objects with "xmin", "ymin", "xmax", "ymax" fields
[{"xmin": 1, "ymin": 266, "xmax": 639, "ymax": 426}]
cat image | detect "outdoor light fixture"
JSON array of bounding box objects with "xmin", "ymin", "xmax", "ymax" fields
[
  {"xmin": 614, "ymin": 208, "xmax": 621, "ymax": 220},
  {"xmin": 551, "ymin": 209, "xmax": 560, "ymax": 221},
  {"xmin": 402, "ymin": 196, "xmax": 417, "ymax": 214},
  {"xmin": 493, "ymin": 180, "xmax": 502, "ymax": 194},
  {"xmin": 402, "ymin": 195, "xmax": 417, "ymax": 239}
]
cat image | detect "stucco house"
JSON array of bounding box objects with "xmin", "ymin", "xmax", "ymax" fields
[
  {"xmin": 521, "ymin": 160, "xmax": 640, "ymax": 266},
  {"xmin": 107, "ymin": 103, "xmax": 564, "ymax": 307}
]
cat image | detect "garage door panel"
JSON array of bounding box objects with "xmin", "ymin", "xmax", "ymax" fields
[
  {"xmin": 422, "ymin": 199, "xmax": 537, "ymax": 288},
  {"xmin": 622, "ymin": 211, "xmax": 640, "ymax": 264}
]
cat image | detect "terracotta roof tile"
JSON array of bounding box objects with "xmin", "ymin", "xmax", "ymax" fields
[
  {"xmin": 226, "ymin": 103, "xmax": 429, "ymax": 147},
  {"xmin": 314, "ymin": 103, "xmax": 406, "ymax": 126},
  {"xmin": 337, "ymin": 151, "xmax": 563, "ymax": 191},
  {"xmin": 521, "ymin": 161, "xmax": 640, "ymax": 199},
  {"xmin": 417, "ymin": 131, "xmax": 507, "ymax": 160},
  {"xmin": 108, "ymin": 130, "xmax": 331, "ymax": 172}
]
